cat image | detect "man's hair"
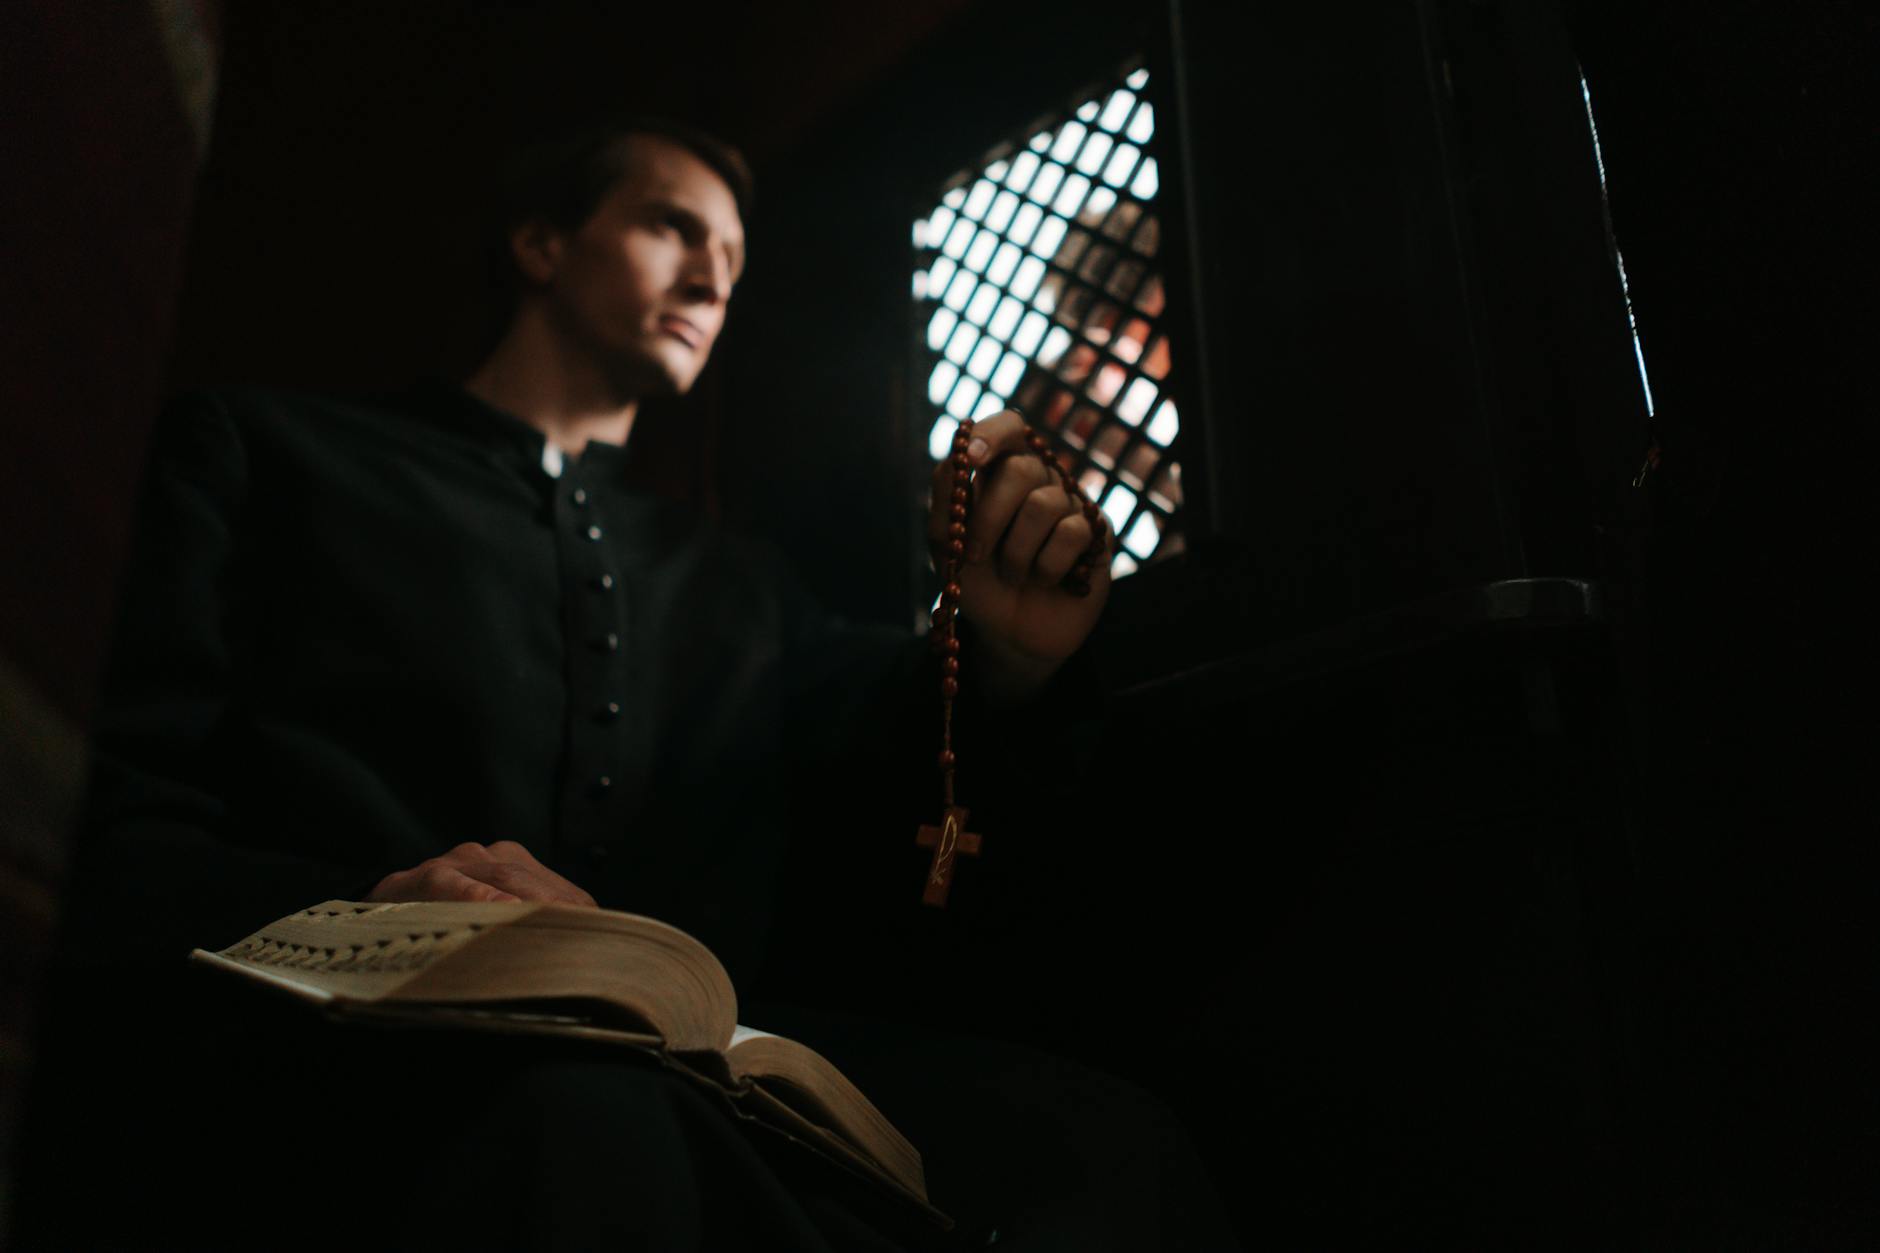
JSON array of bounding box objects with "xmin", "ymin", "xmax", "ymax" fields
[{"xmin": 482, "ymin": 116, "xmax": 754, "ymax": 318}]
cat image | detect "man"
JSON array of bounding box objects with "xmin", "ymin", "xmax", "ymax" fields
[
  {"xmin": 369, "ymin": 119, "xmax": 1110, "ymax": 916},
  {"xmin": 19, "ymin": 118, "xmax": 1234, "ymax": 1250}
]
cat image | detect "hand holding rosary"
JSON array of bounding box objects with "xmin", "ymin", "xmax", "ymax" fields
[{"xmin": 915, "ymin": 411, "xmax": 1110, "ymax": 907}]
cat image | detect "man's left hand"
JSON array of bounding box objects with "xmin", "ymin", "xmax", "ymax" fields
[{"xmin": 926, "ymin": 409, "xmax": 1112, "ymax": 702}]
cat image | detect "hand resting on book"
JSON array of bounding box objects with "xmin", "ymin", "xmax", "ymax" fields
[{"xmin": 366, "ymin": 841, "xmax": 597, "ymax": 908}]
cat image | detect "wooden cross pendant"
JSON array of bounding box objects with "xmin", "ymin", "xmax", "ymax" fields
[{"xmin": 915, "ymin": 806, "xmax": 982, "ymax": 907}]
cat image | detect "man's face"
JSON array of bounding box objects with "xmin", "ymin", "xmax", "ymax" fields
[{"xmin": 531, "ymin": 135, "xmax": 746, "ymax": 396}]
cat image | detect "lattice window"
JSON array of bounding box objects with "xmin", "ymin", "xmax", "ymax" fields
[{"xmin": 912, "ymin": 63, "xmax": 1183, "ymax": 582}]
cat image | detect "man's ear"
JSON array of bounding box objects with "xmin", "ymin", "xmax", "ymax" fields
[{"xmin": 509, "ymin": 220, "xmax": 564, "ymax": 286}]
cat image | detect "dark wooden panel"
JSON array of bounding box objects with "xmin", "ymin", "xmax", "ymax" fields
[
  {"xmin": 0, "ymin": 655, "xmax": 85, "ymax": 1245},
  {"xmin": 0, "ymin": 3, "xmax": 202, "ymax": 724}
]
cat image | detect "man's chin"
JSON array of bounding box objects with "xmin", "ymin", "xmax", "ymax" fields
[{"xmin": 606, "ymin": 355, "xmax": 699, "ymax": 402}]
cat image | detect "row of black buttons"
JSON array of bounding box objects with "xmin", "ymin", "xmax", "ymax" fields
[{"xmin": 567, "ymin": 481, "xmax": 622, "ymax": 809}]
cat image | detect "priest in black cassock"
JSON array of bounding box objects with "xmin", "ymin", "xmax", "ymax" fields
[{"xmin": 16, "ymin": 118, "xmax": 1238, "ymax": 1251}]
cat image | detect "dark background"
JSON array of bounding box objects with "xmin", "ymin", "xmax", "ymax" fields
[{"xmin": 3, "ymin": 0, "xmax": 1874, "ymax": 1246}]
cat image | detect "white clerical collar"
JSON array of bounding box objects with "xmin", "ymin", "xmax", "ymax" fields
[{"xmin": 540, "ymin": 442, "xmax": 566, "ymax": 478}]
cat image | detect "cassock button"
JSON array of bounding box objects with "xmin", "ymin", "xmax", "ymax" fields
[
  {"xmin": 572, "ymin": 487, "xmax": 589, "ymax": 506},
  {"xmin": 585, "ymin": 524, "xmax": 604, "ymax": 542},
  {"xmin": 598, "ymin": 632, "xmax": 619, "ymax": 653},
  {"xmin": 593, "ymin": 573, "xmax": 615, "ymax": 592},
  {"xmin": 598, "ymin": 700, "xmax": 622, "ymax": 723},
  {"xmin": 592, "ymin": 775, "xmax": 613, "ymax": 796}
]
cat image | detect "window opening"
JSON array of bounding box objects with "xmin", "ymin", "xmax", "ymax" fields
[{"xmin": 913, "ymin": 63, "xmax": 1183, "ymax": 583}]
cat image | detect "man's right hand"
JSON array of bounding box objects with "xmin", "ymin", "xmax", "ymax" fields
[{"xmin": 365, "ymin": 841, "xmax": 598, "ymax": 908}]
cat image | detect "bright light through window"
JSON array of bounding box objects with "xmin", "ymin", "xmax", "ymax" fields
[
  {"xmin": 1050, "ymin": 123, "xmax": 1085, "ymax": 162},
  {"xmin": 929, "ymin": 414, "xmax": 959, "ymax": 460},
  {"xmin": 1009, "ymin": 202, "xmax": 1043, "ymax": 246},
  {"xmin": 913, "ymin": 59, "xmax": 1183, "ymax": 581},
  {"xmin": 1030, "ymin": 162, "xmax": 1065, "ymax": 205},
  {"xmin": 1145, "ymin": 399, "xmax": 1178, "ymax": 446},
  {"xmin": 943, "ymin": 323, "xmax": 976, "ymax": 365},
  {"xmin": 962, "ymin": 179, "xmax": 996, "ymax": 220},
  {"xmin": 1098, "ymin": 90, "xmax": 1134, "ymax": 132},
  {"xmin": 963, "ymin": 284, "xmax": 998, "ymax": 327},
  {"xmin": 927, "ymin": 307, "xmax": 956, "ymax": 351},
  {"xmin": 1123, "ymin": 512, "xmax": 1161, "ymax": 559},
  {"xmin": 1100, "ymin": 484, "xmax": 1137, "ymax": 533},
  {"xmin": 986, "ymin": 191, "xmax": 1019, "ymax": 233},
  {"xmin": 987, "ymin": 296, "xmax": 1023, "ymax": 341},
  {"xmin": 928, "ymin": 362, "xmax": 958, "ymax": 406}
]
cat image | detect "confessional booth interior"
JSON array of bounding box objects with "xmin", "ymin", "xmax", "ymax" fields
[{"xmin": 4, "ymin": 1, "xmax": 1873, "ymax": 1246}]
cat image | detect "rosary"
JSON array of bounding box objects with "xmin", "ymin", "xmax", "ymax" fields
[{"xmin": 915, "ymin": 414, "xmax": 1107, "ymax": 907}]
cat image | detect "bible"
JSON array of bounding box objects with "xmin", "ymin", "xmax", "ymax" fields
[{"xmin": 190, "ymin": 899, "xmax": 944, "ymax": 1226}]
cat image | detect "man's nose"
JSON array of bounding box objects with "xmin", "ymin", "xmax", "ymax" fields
[{"xmin": 680, "ymin": 246, "xmax": 732, "ymax": 304}]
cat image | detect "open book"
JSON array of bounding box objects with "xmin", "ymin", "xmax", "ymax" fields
[{"xmin": 191, "ymin": 900, "xmax": 942, "ymax": 1225}]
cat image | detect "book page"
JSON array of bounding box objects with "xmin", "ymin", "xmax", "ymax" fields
[
  {"xmin": 725, "ymin": 1032, "xmax": 925, "ymax": 1200},
  {"xmin": 191, "ymin": 900, "xmax": 737, "ymax": 1052},
  {"xmin": 728, "ymin": 1024, "xmax": 778, "ymax": 1050}
]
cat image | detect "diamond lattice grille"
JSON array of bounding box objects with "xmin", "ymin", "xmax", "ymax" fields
[{"xmin": 913, "ymin": 64, "xmax": 1183, "ymax": 580}]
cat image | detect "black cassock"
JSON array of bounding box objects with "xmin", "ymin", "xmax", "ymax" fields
[{"xmin": 17, "ymin": 386, "xmax": 1236, "ymax": 1251}]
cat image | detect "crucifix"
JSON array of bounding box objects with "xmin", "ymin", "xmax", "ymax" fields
[{"xmin": 915, "ymin": 805, "xmax": 982, "ymax": 907}]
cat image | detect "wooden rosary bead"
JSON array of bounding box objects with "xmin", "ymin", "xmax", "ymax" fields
[
  {"xmin": 937, "ymin": 750, "xmax": 956, "ymax": 769},
  {"xmin": 947, "ymin": 539, "xmax": 964, "ymax": 557},
  {"xmin": 942, "ymin": 635, "xmax": 960, "ymax": 655},
  {"xmin": 942, "ymin": 657, "xmax": 960, "ymax": 676},
  {"xmin": 940, "ymin": 677, "xmax": 959, "ymax": 697}
]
